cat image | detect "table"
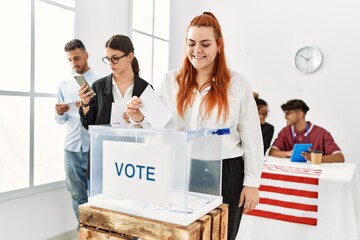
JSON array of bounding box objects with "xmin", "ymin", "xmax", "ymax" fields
[{"xmin": 237, "ymin": 156, "xmax": 360, "ymax": 240}]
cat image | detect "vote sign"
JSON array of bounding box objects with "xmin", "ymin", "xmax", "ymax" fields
[{"xmin": 102, "ymin": 140, "xmax": 171, "ymax": 206}]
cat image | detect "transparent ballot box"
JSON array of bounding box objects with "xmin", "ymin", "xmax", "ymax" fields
[{"xmin": 88, "ymin": 125, "xmax": 225, "ymax": 226}]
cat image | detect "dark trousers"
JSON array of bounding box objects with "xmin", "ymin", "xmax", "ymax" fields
[{"xmin": 222, "ymin": 156, "xmax": 244, "ymax": 240}]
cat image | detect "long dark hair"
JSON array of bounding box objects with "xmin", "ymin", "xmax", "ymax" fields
[{"xmin": 105, "ymin": 35, "xmax": 140, "ymax": 76}]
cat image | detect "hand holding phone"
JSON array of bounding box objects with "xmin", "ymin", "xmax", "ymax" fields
[{"xmin": 74, "ymin": 75, "xmax": 96, "ymax": 98}]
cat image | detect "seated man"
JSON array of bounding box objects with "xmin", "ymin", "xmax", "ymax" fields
[{"xmin": 269, "ymin": 99, "xmax": 344, "ymax": 163}]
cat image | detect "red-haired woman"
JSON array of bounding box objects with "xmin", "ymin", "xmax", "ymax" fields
[{"xmin": 126, "ymin": 12, "xmax": 263, "ymax": 240}]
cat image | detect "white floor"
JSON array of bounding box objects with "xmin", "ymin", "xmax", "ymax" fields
[{"xmin": 46, "ymin": 230, "xmax": 77, "ymax": 240}]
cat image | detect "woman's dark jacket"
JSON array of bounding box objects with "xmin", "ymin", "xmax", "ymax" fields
[
  {"xmin": 80, "ymin": 73, "xmax": 151, "ymax": 129},
  {"xmin": 261, "ymin": 122, "xmax": 274, "ymax": 155}
]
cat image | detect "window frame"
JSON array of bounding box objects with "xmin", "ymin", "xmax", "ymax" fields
[{"xmin": 0, "ymin": 0, "xmax": 75, "ymax": 202}]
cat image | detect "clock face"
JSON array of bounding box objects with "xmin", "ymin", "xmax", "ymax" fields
[{"xmin": 295, "ymin": 46, "xmax": 322, "ymax": 73}]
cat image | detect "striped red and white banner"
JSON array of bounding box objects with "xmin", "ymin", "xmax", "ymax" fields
[{"xmin": 246, "ymin": 163, "xmax": 322, "ymax": 226}]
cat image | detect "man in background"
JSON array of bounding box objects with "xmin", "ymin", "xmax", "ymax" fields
[
  {"xmin": 269, "ymin": 99, "xmax": 344, "ymax": 163},
  {"xmin": 55, "ymin": 39, "xmax": 101, "ymax": 220}
]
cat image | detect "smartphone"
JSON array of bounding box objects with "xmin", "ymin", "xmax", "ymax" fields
[{"xmin": 74, "ymin": 75, "xmax": 96, "ymax": 97}]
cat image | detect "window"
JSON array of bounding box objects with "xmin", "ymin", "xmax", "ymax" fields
[
  {"xmin": 131, "ymin": 0, "xmax": 170, "ymax": 89},
  {"xmin": 0, "ymin": 0, "xmax": 75, "ymax": 196}
]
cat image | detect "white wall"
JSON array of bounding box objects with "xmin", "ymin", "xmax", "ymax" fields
[
  {"xmin": 168, "ymin": 0, "xmax": 195, "ymax": 69},
  {"xmin": 76, "ymin": 0, "xmax": 131, "ymax": 77},
  {"xmin": 170, "ymin": 0, "xmax": 360, "ymax": 165}
]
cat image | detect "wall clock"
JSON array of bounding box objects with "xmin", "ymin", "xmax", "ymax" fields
[{"xmin": 294, "ymin": 46, "xmax": 322, "ymax": 73}]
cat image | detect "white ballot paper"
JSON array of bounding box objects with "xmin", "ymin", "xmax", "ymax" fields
[
  {"xmin": 62, "ymin": 101, "xmax": 78, "ymax": 113},
  {"xmin": 110, "ymin": 103, "xmax": 127, "ymax": 125},
  {"xmin": 139, "ymin": 85, "xmax": 172, "ymax": 127}
]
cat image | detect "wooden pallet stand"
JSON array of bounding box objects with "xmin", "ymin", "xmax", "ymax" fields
[{"xmin": 78, "ymin": 203, "xmax": 228, "ymax": 240}]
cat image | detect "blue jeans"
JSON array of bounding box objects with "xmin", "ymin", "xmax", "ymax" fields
[{"xmin": 64, "ymin": 149, "xmax": 88, "ymax": 220}]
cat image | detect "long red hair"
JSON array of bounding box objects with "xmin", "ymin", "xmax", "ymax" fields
[{"xmin": 176, "ymin": 12, "xmax": 230, "ymax": 122}]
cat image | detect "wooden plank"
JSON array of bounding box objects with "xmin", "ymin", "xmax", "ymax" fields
[
  {"xmin": 216, "ymin": 204, "xmax": 228, "ymax": 240},
  {"xmin": 79, "ymin": 204, "xmax": 201, "ymax": 240},
  {"xmin": 196, "ymin": 214, "xmax": 211, "ymax": 240},
  {"xmin": 208, "ymin": 209, "xmax": 220, "ymax": 240},
  {"xmin": 78, "ymin": 227, "xmax": 129, "ymax": 240}
]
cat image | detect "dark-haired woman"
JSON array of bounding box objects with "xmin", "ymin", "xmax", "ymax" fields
[
  {"xmin": 79, "ymin": 34, "xmax": 150, "ymax": 128},
  {"xmin": 254, "ymin": 93, "xmax": 274, "ymax": 155}
]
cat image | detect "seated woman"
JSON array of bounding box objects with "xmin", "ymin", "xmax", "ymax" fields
[{"xmin": 254, "ymin": 92, "xmax": 274, "ymax": 155}]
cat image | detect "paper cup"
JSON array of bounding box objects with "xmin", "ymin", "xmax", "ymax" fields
[{"xmin": 311, "ymin": 150, "xmax": 323, "ymax": 165}]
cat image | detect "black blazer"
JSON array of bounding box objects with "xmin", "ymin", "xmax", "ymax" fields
[
  {"xmin": 80, "ymin": 74, "xmax": 151, "ymax": 129},
  {"xmin": 261, "ymin": 122, "xmax": 274, "ymax": 155}
]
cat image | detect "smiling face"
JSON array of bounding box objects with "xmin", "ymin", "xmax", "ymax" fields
[{"xmin": 186, "ymin": 26, "xmax": 219, "ymax": 74}]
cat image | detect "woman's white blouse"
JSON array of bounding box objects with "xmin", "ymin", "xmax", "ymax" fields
[{"xmin": 156, "ymin": 69, "xmax": 264, "ymax": 187}]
